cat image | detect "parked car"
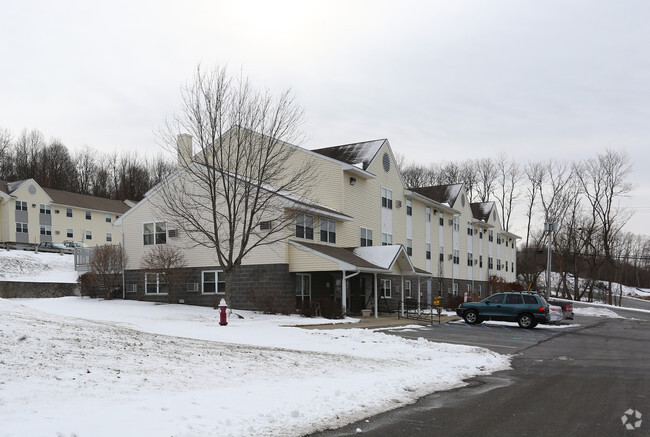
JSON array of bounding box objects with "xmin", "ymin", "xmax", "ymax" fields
[
  {"xmin": 37, "ymin": 242, "xmax": 72, "ymax": 254},
  {"xmin": 456, "ymin": 291, "xmax": 550, "ymax": 328},
  {"xmin": 548, "ymin": 303, "xmax": 564, "ymax": 323},
  {"xmin": 63, "ymin": 241, "xmax": 89, "ymax": 248},
  {"xmin": 547, "ymin": 299, "xmax": 574, "ymax": 320}
]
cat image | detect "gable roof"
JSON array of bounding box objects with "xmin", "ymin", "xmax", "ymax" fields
[
  {"xmin": 470, "ymin": 202, "xmax": 494, "ymax": 223},
  {"xmin": 43, "ymin": 187, "xmax": 132, "ymax": 214},
  {"xmin": 409, "ymin": 184, "xmax": 463, "ymax": 208},
  {"xmin": 311, "ymin": 139, "xmax": 387, "ymax": 171}
]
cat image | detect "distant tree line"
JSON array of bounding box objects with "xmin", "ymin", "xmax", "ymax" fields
[
  {"xmin": 0, "ymin": 127, "xmax": 174, "ymax": 201},
  {"xmin": 398, "ymin": 149, "xmax": 650, "ymax": 298}
]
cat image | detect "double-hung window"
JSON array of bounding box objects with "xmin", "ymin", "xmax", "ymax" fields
[
  {"xmin": 296, "ymin": 274, "xmax": 311, "ymax": 302},
  {"xmin": 381, "ymin": 279, "xmax": 392, "ymax": 298},
  {"xmin": 295, "ymin": 214, "xmax": 314, "ymax": 240},
  {"xmin": 143, "ymin": 222, "xmax": 167, "ymax": 245},
  {"xmin": 15, "ymin": 201, "xmax": 27, "ymax": 211},
  {"xmin": 381, "ymin": 233, "xmax": 392, "ymax": 246},
  {"xmin": 40, "ymin": 225, "xmax": 52, "ymax": 236},
  {"xmin": 425, "ymin": 206, "xmax": 431, "ymax": 223},
  {"xmin": 406, "ymin": 238, "xmax": 412, "ymax": 256},
  {"xmin": 16, "ymin": 223, "xmax": 28, "ymax": 233},
  {"xmin": 66, "ymin": 208, "xmax": 73, "ymax": 217},
  {"xmin": 426, "ymin": 243, "xmax": 431, "ymax": 260},
  {"xmin": 145, "ymin": 273, "xmax": 167, "ymax": 294},
  {"xmin": 202, "ymin": 270, "xmax": 225, "ymax": 294},
  {"xmin": 320, "ymin": 219, "xmax": 336, "ymax": 243},
  {"xmin": 86, "ymin": 211, "xmax": 92, "ymax": 220},
  {"xmin": 360, "ymin": 227, "xmax": 373, "ymax": 247},
  {"xmin": 406, "ymin": 198, "xmax": 412, "ymax": 216},
  {"xmin": 467, "ymin": 252, "xmax": 473, "ymax": 267},
  {"xmin": 40, "ymin": 204, "xmax": 51, "ymax": 215},
  {"xmin": 381, "ymin": 187, "xmax": 392, "ymax": 209},
  {"xmin": 405, "ymin": 280, "xmax": 412, "ymax": 298},
  {"xmin": 453, "ymin": 249, "xmax": 460, "ymax": 265}
]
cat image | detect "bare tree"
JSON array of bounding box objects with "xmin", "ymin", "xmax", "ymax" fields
[
  {"xmin": 156, "ymin": 65, "xmax": 316, "ymax": 306},
  {"xmin": 575, "ymin": 149, "xmax": 635, "ymax": 304},
  {"xmin": 73, "ymin": 147, "xmax": 98, "ymax": 195},
  {"xmin": 523, "ymin": 161, "xmax": 544, "ymax": 247},
  {"xmin": 475, "ymin": 158, "xmax": 497, "ymax": 202},
  {"xmin": 89, "ymin": 245, "xmax": 129, "ymax": 300},
  {"xmin": 493, "ymin": 152, "xmax": 520, "ymax": 232},
  {"xmin": 140, "ymin": 245, "xmax": 187, "ymax": 303},
  {"xmin": 40, "ymin": 139, "xmax": 76, "ymax": 190},
  {"xmin": 0, "ymin": 128, "xmax": 13, "ymax": 179}
]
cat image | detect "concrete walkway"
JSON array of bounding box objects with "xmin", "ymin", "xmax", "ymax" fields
[{"xmin": 300, "ymin": 313, "xmax": 460, "ymax": 330}]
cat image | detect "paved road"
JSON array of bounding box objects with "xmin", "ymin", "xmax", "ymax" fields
[{"xmin": 312, "ymin": 308, "xmax": 650, "ymax": 437}]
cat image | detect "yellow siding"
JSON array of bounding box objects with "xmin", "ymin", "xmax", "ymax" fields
[{"xmin": 288, "ymin": 244, "xmax": 340, "ymax": 272}]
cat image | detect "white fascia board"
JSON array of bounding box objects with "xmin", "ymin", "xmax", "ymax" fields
[
  {"xmin": 406, "ymin": 190, "xmax": 461, "ymax": 215},
  {"xmin": 342, "ymin": 163, "xmax": 376, "ymax": 180}
]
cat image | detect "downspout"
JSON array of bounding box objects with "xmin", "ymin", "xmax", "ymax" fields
[
  {"xmin": 374, "ymin": 273, "xmax": 378, "ymax": 318},
  {"xmin": 401, "ymin": 275, "xmax": 405, "ymax": 318}
]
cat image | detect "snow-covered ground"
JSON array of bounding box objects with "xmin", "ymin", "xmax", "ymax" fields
[
  {"xmin": 1, "ymin": 297, "xmax": 510, "ymax": 437},
  {"xmin": 0, "ymin": 250, "xmax": 77, "ymax": 283}
]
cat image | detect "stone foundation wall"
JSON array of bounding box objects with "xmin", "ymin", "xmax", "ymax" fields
[{"xmin": 0, "ymin": 281, "xmax": 79, "ymax": 298}]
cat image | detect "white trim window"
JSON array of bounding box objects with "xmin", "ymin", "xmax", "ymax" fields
[
  {"xmin": 381, "ymin": 279, "xmax": 392, "ymax": 298},
  {"xmin": 360, "ymin": 227, "xmax": 373, "ymax": 247},
  {"xmin": 320, "ymin": 218, "xmax": 336, "ymax": 243},
  {"xmin": 406, "ymin": 238, "xmax": 412, "ymax": 256},
  {"xmin": 143, "ymin": 222, "xmax": 167, "ymax": 245},
  {"xmin": 467, "ymin": 252, "xmax": 473, "ymax": 267},
  {"xmin": 106, "ymin": 233, "xmax": 112, "ymax": 242},
  {"xmin": 145, "ymin": 272, "xmax": 167, "ymax": 294},
  {"xmin": 381, "ymin": 187, "xmax": 393, "ymax": 209},
  {"xmin": 67, "ymin": 228, "xmax": 73, "ymax": 238},
  {"xmin": 453, "ymin": 249, "xmax": 460, "ymax": 265},
  {"xmin": 66, "ymin": 208, "xmax": 73, "ymax": 217},
  {"xmin": 295, "ymin": 214, "xmax": 314, "ymax": 240},
  {"xmin": 39, "ymin": 225, "xmax": 52, "ymax": 236},
  {"xmin": 296, "ymin": 273, "xmax": 311, "ymax": 302},
  {"xmin": 85, "ymin": 230, "xmax": 92, "ymax": 240},
  {"xmin": 86, "ymin": 210, "xmax": 92, "ymax": 220},
  {"xmin": 381, "ymin": 233, "xmax": 392, "ymax": 246},
  {"xmin": 426, "ymin": 243, "xmax": 431, "ymax": 260},
  {"xmin": 16, "ymin": 223, "xmax": 28, "ymax": 233},
  {"xmin": 15, "ymin": 201, "xmax": 27, "ymax": 211},
  {"xmin": 452, "ymin": 217, "xmax": 459, "ymax": 231},
  {"xmin": 425, "ymin": 206, "xmax": 431, "ymax": 223},
  {"xmin": 406, "ymin": 198, "xmax": 412, "ymax": 216},
  {"xmin": 39, "ymin": 204, "xmax": 51, "ymax": 215},
  {"xmin": 467, "ymin": 222, "xmax": 473, "ymax": 236},
  {"xmin": 202, "ymin": 270, "xmax": 225, "ymax": 294},
  {"xmin": 105, "ymin": 214, "xmax": 112, "ymax": 223},
  {"xmin": 405, "ymin": 280, "xmax": 412, "ymax": 298}
]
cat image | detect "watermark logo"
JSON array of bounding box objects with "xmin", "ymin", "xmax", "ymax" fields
[{"xmin": 621, "ymin": 409, "xmax": 642, "ymax": 431}]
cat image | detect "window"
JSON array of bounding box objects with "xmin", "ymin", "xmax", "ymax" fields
[
  {"xmin": 453, "ymin": 217, "xmax": 459, "ymax": 231},
  {"xmin": 40, "ymin": 204, "xmax": 51, "ymax": 215},
  {"xmin": 296, "ymin": 274, "xmax": 311, "ymax": 302},
  {"xmin": 143, "ymin": 222, "xmax": 167, "ymax": 245},
  {"xmin": 488, "ymin": 257, "xmax": 494, "ymax": 270},
  {"xmin": 66, "ymin": 208, "xmax": 73, "ymax": 218},
  {"xmin": 295, "ymin": 214, "xmax": 314, "ymax": 240},
  {"xmin": 406, "ymin": 239, "xmax": 412, "ymax": 256},
  {"xmin": 486, "ymin": 293, "xmax": 504, "ymax": 304},
  {"xmin": 86, "ymin": 211, "xmax": 92, "ymax": 220},
  {"xmin": 105, "ymin": 214, "xmax": 111, "ymax": 223},
  {"xmin": 381, "ymin": 187, "xmax": 392, "ymax": 209},
  {"xmin": 16, "ymin": 201, "xmax": 27, "ymax": 211},
  {"xmin": 40, "ymin": 225, "xmax": 52, "ymax": 236},
  {"xmin": 489, "ymin": 230, "xmax": 494, "ymax": 242},
  {"xmin": 406, "ymin": 198, "xmax": 412, "ymax": 216},
  {"xmin": 202, "ymin": 270, "xmax": 225, "ymax": 294},
  {"xmin": 497, "ymin": 233, "xmax": 502, "ymax": 244},
  {"xmin": 85, "ymin": 230, "xmax": 92, "ymax": 240},
  {"xmin": 381, "ymin": 233, "xmax": 392, "ymax": 246},
  {"xmin": 480, "ymin": 255, "xmax": 483, "ymax": 268},
  {"xmin": 106, "ymin": 233, "xmax": 112, "ymax": 242},
  {"xmin": 453, "ymin": 282, "xmax": 459, "ymax": 296},
  {"xmin": 497, "ymin": 259, "xmax": 502, "ymax": 271},
  {"xmin": 425, "ymin": 206, "xmax": 431, "ymax": 223},
  {"xmin": 439, "ymin": 216, "xmax": 444, "ymax": 226},
  {"xmin": 360, "ymin": 227, "xmax": 373, "ymax": 247},
  {"xmin": 16, "ymin": 223, "xmax": 28, "ymax": 233},
  {"xmin": 320, "ymin": 219, "xmax": 336, "ymax": 243},
  {"xmin": 439, "ymin": 246, "xmax": 444, "ymax": 262},
  {"xmin": 426, "ymin": 243, "xmax": 431, "ymax": 260},
  {"xmin": 467, "ymin": 222, "xmax": 473, "ymax": 236},
  {"xmin": 145, "ymin": 272, "xmax": 167, "ymax": 294},
  {"xmin": 260, "ymin": 221, "xmax": 272, "ymax": 230},
  {"xmin": 381, "ymin": 279, "xmax": 392, "ymax": 298},
  {"xmin": 506, "ymin": 294, "xmax": 523, "ymax": 304},
  {"xmin": 453, "ymin": 249, "xmax": 460, "ymax": 264},
  {"xmin": 505, "ymin": 261, "xmax": 509, "ymax": 272},
  {"xmin": 467, "ymin": 252, "xmax": 473, "ymax": 267},
  {"xmin": 405, "ymin": 280, "xmax": 412, "ymax": 298},
  {"xmin": 479, "ymin": 231, "xmax": 483, "ymax": 239},
  {"xmin": 67, "ymin": 229, "xmax": 73, "ymax": 238}
]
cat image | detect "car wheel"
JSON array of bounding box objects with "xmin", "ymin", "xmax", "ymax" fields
[
  {"xmin": 518, "ymin": 313, "xmax": 534, "ymax": 329},
  {"xmin": 464, "ymin": 310, "xmax": 480, "ymax": 325}
]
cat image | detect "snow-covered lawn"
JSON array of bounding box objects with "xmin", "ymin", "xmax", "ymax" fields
[
  {"xmin": 0, "ymin": 250, "xmax": 77, "ymax": 283},
  {"xmin": 0, "ymin": 297, "xmax": 510, "ymax": 437}
]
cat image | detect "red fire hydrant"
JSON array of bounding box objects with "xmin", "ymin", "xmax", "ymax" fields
[{"xmin": 219, "ymin": 298, "xmax": 228, "ymax": 326}]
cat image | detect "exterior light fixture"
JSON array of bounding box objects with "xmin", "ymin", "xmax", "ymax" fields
[{"xmin": 349, "ymin": 177, "xmax": 356, "ymax": 186}]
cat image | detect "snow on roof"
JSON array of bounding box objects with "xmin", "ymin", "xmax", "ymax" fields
[
  {"xmin": 353, "ymin": 245, "xmax": 400, "ymax": 270},
  {"xmin": 409, "ymin": 184, "xmax": 463, "ymax": 208},
  {"xmin": 312, "ymin": 139, "xmax": 386, "ymax": 170}
]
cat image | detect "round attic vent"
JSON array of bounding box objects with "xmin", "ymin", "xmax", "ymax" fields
[
  {"xmin": 382, "ymin": 152, "xmax": 390, "ymax": 172},
  {"xmin": 28, "ymin": 184, "xmax": 37, "ymax": 195}
]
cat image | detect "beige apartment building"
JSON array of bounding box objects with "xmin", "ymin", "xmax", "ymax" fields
[
  {"xmin": 0, "ymin": 179, "xmax": 132, "ymax": 247},
  {"xmin": 116, "ymin": 131, "xmax": 519, "ymax": 313}
]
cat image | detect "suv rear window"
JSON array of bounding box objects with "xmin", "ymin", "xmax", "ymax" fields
[
  {"xmin": 506, "ymin": 294, "xmax": 523, "ymax": 304},
  {"xmin": 522, "ymin": 295, "xmax": 538, "ymax": 305}
]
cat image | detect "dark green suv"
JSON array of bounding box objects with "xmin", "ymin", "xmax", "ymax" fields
[{"xmin": 456, "ymin": 292, "xmax": 550, "ymax": 328}]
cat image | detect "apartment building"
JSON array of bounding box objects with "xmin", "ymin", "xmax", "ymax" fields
[
  {"xmin": 0, "ymin": 179, "xmax": 132, "ymax": 247},
  {"xmin": 116, "ymin": 132, "xmax": 518, "ymax": 313}
]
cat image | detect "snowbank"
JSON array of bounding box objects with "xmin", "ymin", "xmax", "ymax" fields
[
  {"xmin": 0, "ymin": 297, "xmax": 510, "ymax": 437},
  {"xmin": 0, "ymin": 250, "xmax": 78, "ymax": 283}
]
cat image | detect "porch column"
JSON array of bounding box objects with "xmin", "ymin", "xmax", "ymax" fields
[
  {"xmin": 374, "ymin": 273, "xmax": 378, "ymax": 318},
  {"xmin": 341, "ymin": 270, "xmax": 347, "ymax": 315},
  {"xmin": 401, "ymin": 275, "xmax": 405, "ymax": 317},
  {"xmin": 418, "ymin": 279, "xmax": 421, "ymax": 313}
]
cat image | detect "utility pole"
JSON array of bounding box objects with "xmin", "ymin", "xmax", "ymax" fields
[{"xmin": 544, "ymin": 221, "xmax": 558, "ymax": 300}]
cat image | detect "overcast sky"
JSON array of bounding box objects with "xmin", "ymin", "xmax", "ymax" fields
[{"xmin": 1, "ymin": 0, "xmax": 649, "ymax": 237}]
